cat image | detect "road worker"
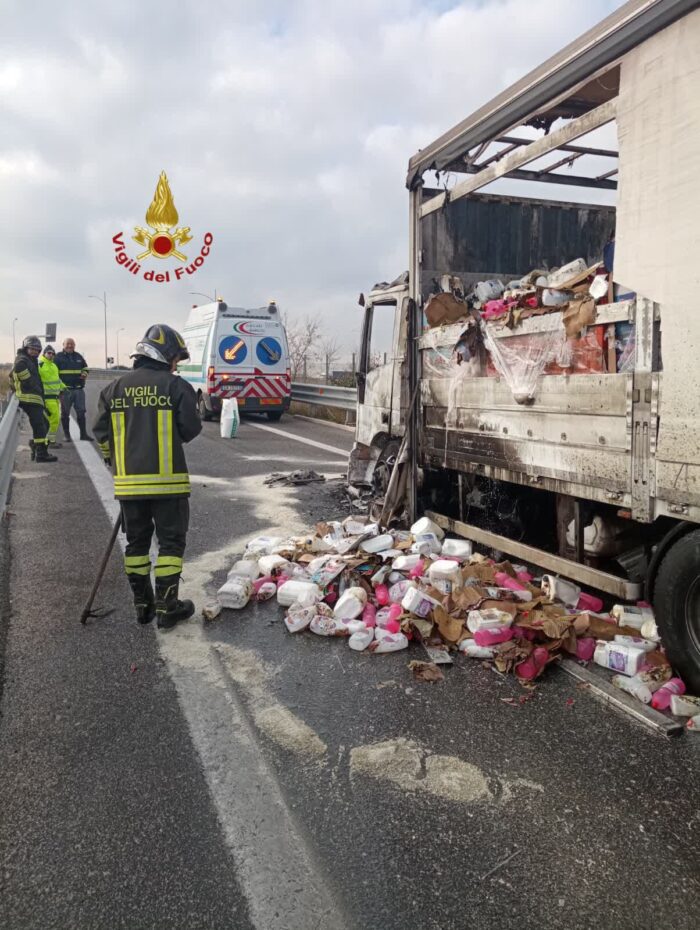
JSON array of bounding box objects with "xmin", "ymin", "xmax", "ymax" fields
[
  {"xmin": 55, "ymin": 337, "xmax": 92, "ymax": 441},
  {"xmin": 38, "ymin": 345, "xmax": 67, "ymax": 448},
  {"xmin": 93, "ymin": 324, "xmax": 202, "ymax": 629},
  {"xmin": 11, "ymin": 336, "xmax": 58, "ymax": 463}
]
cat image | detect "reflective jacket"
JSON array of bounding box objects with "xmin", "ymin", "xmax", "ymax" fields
[
  {"xmin": 11, "ymin": 350, "xmax": 45, "ymax": 406},
  {"xmin": 55, "ymin": 350, "xmax": 88, "ymax": 389},
  {"xmin": 93, "ymin": 358, "xmax": 202, "ymax": 500},
  {"xmin": 38, "ymin": 357, "xmax": 67, "ymax": 398}
]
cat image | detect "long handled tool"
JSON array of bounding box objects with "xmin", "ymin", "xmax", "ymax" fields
[{"xmin": 80, "ymin": 512, "xmax": 122, "ymax": 624}]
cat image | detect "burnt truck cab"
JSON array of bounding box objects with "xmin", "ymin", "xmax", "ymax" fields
[{"xmin": 351, "ymin": 0, "xmax": 700, "ymax": 690}]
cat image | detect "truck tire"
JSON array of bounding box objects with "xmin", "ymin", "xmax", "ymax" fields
[
  {"xmin": 652, "ymin": 529, "xmax": 700, "ymax": 693},
  {"xmin": 266, "ymin": 411, "xmax": 283, "ymax": 422},
  {"xmin": 198, "ymin": 393, "xmax": 213, "ymax": 422}
]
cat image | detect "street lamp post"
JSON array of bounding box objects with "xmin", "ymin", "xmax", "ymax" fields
[
  {"xmin": 116, "ymin": 327, "xmax": 125, "ymax": 367},
  {"xmin": 88, "ymin": 292, "xmax": 108, "ymax": 368},
  {"xmin": 189, "ymin": 291, "xmax": 217, "ymax": 303},
  {"xmin": 12, "ymin": 317, "xmax": 18, "ymax": 352}
]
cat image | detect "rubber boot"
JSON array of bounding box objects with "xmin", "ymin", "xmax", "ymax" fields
[
  {"xmin": 127, "ymin": 574, "xmax": 156, "ymax": 625},
  {"xmin": 77, "ymin": 413, "xmax": 93, "ymax": 441},
  {"xmin": 35, "ymin": 443, "xmax": 58, "ymax": 463},
  {"xmin": 29, "ymin": 440, "xmax": 36, "ymax": 461},
  {"xmin": 155, "ymin": 576, "xmax": 194, "ymax": 630},
  {"xmin": 62, "ymin": 417, "xmax": 72, "ymax": 442}
]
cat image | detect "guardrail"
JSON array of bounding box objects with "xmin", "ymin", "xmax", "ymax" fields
[
  {"xmin": 0, "ymin": 395, "xmax": 21, "ymax": 513},
  {"xmin": 89, "ymin": 369, "xmax": 359, "ymax": 412}
]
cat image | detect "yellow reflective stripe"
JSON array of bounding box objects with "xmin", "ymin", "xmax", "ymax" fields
[
  {"xmin": 155, "ymin": 555, "xmax": 183, "ymax": 576},
  {"xmin": 114, "ymin": 484, "xmax": 190, "ymax": 497},
  {"xmin": 16, "ymin": 370, "xmax": 30, "ymax": 380},
  {"xmin": 114, "ymin": 473, "xmax": 189, "ymax": 484},
  {"xmin": 111, "ymin": 412, "xmax": 126, "ymax": 476},
  {"xmin": 124, "ymin": 564, "xmax": 152, "ymax": 575},
  {"xmin": 125, "ymin": 555, "xmax": 151, "ymax": 566},
  {"xmin": 17, "ymin": 393, "xmax": 44, "ymax": 404},
  {"xmin": 60, "ymin": 368, "xmax": 83, "ymax": 374},
  {"xmin": 157, "ymin": 410, "xmax": 173, "ymax": 476}
]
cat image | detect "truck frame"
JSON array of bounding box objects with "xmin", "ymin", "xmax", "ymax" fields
[{"xmin": 350, "ymin": 0, "xmax": 700, "ymax": 687}]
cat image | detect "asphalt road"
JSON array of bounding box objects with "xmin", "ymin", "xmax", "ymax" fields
[{"xmin": 1, "ymin": 382, "xmax": 699, "ymax": 930}]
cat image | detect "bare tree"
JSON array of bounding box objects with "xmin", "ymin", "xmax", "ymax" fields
[
  {"xmin": 283, "ymin": 313, "xmax": 321, "ymax": 380},
  {"xmin": 320, "ymin": 334, "xmax": 341, "ymax": 383}
]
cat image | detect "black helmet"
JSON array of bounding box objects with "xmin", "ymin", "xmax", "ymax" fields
[
  {"xmin": 43, "ymin": 344, "xmax": 55, "ymax": 355},
  {"xmin": 131, "ymin": 324, "xmax": 190, "ymax": 364},
  {"xmin": 22, "ymin": 335, "xmax": 42, "ymax": 351}
]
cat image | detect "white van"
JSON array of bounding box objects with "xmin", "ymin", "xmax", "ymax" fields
[{"xmin": 178, "ymin": 300, "xmax": 291, "ymax": 421}]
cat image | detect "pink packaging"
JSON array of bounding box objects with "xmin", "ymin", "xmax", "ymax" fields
[
  {"xmin": 577, "ymin": 592, "xmax": 604, "ymax": 613},
  {"xmin": 253, "ymin": 575, "xmax": 275, "ymax": 594},
  {"xmin": 474, "ymin": 627, "xmax": 514, "ymax": 646},
  {"xmin": 362, "ymin": 603, "xmax": 377, "ymax": 628},
  {"xmin": 408, "ymin": 561, "xmax": 426, "ymax": 580},
  {"xmin": 515, "ymin": 647, "xmax": 549, "ymax": 681},
  {"xmin": 576, "ymin": 637, "xmax": 596, "ymax": 661},
  {"xmin": 494, "ymin": 572, "xmax": 528, "ymax": 592},
  {"xmin": 374, "ymin": 584, "xmax": 389, "ymax": 606},
  {"xmin": 651, "ymin": 678, "xmax": 686, "ymax": 711}
]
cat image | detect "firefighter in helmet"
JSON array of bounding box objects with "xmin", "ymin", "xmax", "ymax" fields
[
  {"xmin": 11, "ymin": 335, "xmax": 58, "ymax": 463},
  {"xmin": 93, "ymin": 324, "xmax": 202, "ymax": 628}
]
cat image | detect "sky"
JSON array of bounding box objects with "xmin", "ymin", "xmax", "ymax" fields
[{"xmin": 1, "ymin": 0, "xmax": 623, "ymax": 366}]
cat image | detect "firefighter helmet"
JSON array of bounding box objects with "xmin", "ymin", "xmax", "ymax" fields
[
  {"xmin": 131, "ymin": 324, "xmax": 190, "ymax": 364},
  {"xmin": 22, "ymin": 335, "xmax": 42, "ymax": 352}
]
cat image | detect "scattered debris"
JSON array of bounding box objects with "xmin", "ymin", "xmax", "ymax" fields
[
  {"xmin": 408, "ymin": 661, "xmax": 445, "ymax": 683},
  {"xmin": 264, "ymin": 470, "xmax": 326, "ymax": 487}
]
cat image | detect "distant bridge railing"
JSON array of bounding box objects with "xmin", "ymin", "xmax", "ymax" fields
[{"xmin": 0, "ymin": 396, "xmax": 21, "ymax": 513}]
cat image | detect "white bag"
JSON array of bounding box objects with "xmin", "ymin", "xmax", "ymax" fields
[{"xmin": 220, "ymin": 397, "xmax": 240, "ymax": 439}]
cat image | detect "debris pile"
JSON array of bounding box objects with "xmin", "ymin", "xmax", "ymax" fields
[{"xmin": 210, "ymin": 515, "xmax": 699, "ymax": 729}]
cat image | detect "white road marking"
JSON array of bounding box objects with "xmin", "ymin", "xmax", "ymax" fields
[
  {"xmin": 70, "ymin": 420, "xmax": 349, "ymax": 930},
  {"xmin": 247, "ymin": 421, "xmax": 349, "ymax": 457}
]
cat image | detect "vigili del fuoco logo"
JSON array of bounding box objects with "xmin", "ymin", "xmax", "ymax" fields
[{"xmin": 112, "ymin": 171, "xmax": 213, "ymax": 283}]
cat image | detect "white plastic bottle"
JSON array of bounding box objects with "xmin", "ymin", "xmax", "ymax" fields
[
  {"xmin": 593, "ymin": 641, "xmax": 647, "ymax": 676},
  {"xmin": 348, "ymin": 627, "xmax": 375, "ymax": 651},
  {"xmin": 410, "ymin": 516, "xmax": 445, "ymax": 540},
  {"xmin": 440, "ymin": 538, "xmax": 473, "ymax": 561},
  {"xmin": 276, "ymin": 580, "xmax": 322, "ymax": 608},
  {"xmin": 459, "ymin": 640, "xmax": 496, "ymax": 659},
  {"xmin": 612, "ymin": 674, "xmax": 652, "ymax": 704},
  {"xmin": 369, "ymin": 630, "xmax": 409, "ymax": 653},
  {"xmin": 333, "ymin": 587, "xmax": 367, "ymax": 620},
  {"xmin": 284, "ymin": 607, "xmax": 316, "ymax": 633},
  {"xmin": 428, "ymin": 559, "xmax": 463, "ymax": 595},
  {"xmin": 217, "ymin": 578, "xmax": 253, "ymax": 609}
]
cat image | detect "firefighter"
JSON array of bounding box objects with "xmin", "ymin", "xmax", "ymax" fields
[
  {"xmin": 55, "ymin": 337, "xmax": 92, "ymax": 441},
  {"xmin": 11, "ymin": 336, "xmax": 58, "ymax": 463},
  {"xmin": 93, "ymin": 324, "xmax": 202, "ymax": 629},
  {"xmin": 38, "ymin": 345, "xmax": 67, "ymax": 448}
]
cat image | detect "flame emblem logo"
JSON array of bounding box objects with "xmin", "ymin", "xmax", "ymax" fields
[{"xmin": 132, "ymin": 171, "xmax": 193, "ymax": 261}]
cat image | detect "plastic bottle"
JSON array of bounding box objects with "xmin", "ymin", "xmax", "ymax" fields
[
  {"xmin": 411, "ymin": 533, "xmax": 442, "ymax": 556},
  {"xmin": 610, "ymin": 604, "xmax": 654, "ymax": 631},
  {"xmin": 284, "ymin": 607, "xmax": 316, "ymax": 633},
  {"xmin": 388, "ymin": 579, "xmax": 411, "ymax": 603},
  {"xmin": 256, "ymin": 582, "xmax": 277, "ymax": 601},
  {"xmin": 515, "ymin": 647, "xmax": 549, "ymax": 681},
  {"xmin": 576, "ymin": 637, "xmax": 596, "ymax": 661},
  {"xmin": 440, "ymin": 538, "xmax": 473, "ymax": 561},
  {"xmin": 428, "ymin": 560, "xmax": 463, "ymax": 594},
  {"xmin": 686, "ymin": 714, "xmax": 700, "ymax": 732},
  {"xmin": 593, "ymin": 641, "xmax": 646, "ymax": 676},
  {"xmin": 401, "ymin": 587, "xmax": 440, "ymax": 619},
  {"xmin": 459, "ymin": 640, "xmax": 496, "ymax": 659},
  {"xmin": 217, "ymin": 578, "xmax": 253, "ymax": 609},
  {"xmin": 362, "ymin": 603, "xmax": 377, "ymax": 627},
  {"xmin": 408, "ymin": 560, "xmax": 426, "ymax": 580},
  {"xmin": 613, "ymin": 634, "xmax": 656, "ymax": 652},
  {"xmin": 669, "ymin": 694, "xmax": 700, "ymax": 717},
  {"xmin": 410, "ymin": 516, "xmax": 445, "ymax": 540},
  {"xmin": 466, "ymin": 608, "xmax": 513, "ymax": 633},
  {"xmin": 348, "ymin": 627, "xmax": 374, "ymax": 651},
  {"xmin": 473, "ymin": 627, "xmax": 514, "ymax": 647},
  {"xmin": 228, "ymin": 560, "xmax": 261, "ymax": 582},
  {"xmin": 494, "ymin": 572, "xmax": 528, "ymax": 592},
  {"xmin": 392, "ymin": 553, "xmax": 424, "ymax": 572},
  {"xmin": 651, "ymin": 678, "xmax": 686, "ymax": 711},
  {"xmin": 310, "ymin": 615, "xmax": 347, "ymax": 637},
  {"xmin": 276, "ymin": 580, "xmax": 322, "ymax": 608},
  {"xmin": 369, "ymin": 631, "xmax": 409, "ymax": 653},
  {"xmin": 612, "ymin": 674, "xmax": 652, "ymax": 704},
  {"xmin": 374, "ymin": 584, "xmax": 389, "ymax": 606},
  {"xmin": 577, "ymin": 592, "xmax": 604, "ymax": 613},
  {"xmin": 333, "ymin": 587, "xmax": 367, "ymax": 620},
  {"xmin": 258, "ymin": 553, "xmax": 291, "ymax": 576},
  {"xmin": 202, "ymin": 600, "xmax": 222, "ymax": 621},
  {"xmin": 541, "ymin": 574, "xmax": 581, "ymax": 606},
  {"xmin": 640, "ymin": 618, "xmax": 660, "ymax": 642}
]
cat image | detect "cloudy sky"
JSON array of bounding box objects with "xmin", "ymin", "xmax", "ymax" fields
[{"xmin": 1, "ymin": 0, "xmax": 622, "ymax": 366}]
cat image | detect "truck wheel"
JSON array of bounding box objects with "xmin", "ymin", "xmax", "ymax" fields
[
  {"xmin": 373, "ymin": 440, "xmax": 400, "ymax": 495},
  {"xmin": 652, "ymin": 529, "xmax": 700, "ymax": 693},
  {"xmin": 198, "ymin": 393, "xmax": 213, "ymax": 422},
  {"xmin": 266, "ymin": 411, "xmax": 283, "ymax": 422}
]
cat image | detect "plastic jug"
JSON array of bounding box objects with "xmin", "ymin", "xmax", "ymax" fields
[
  {"xmin": 428, "ymin": 559, "xmax": 462, "ymax": 595},
  {"xmin": 542, "ymin": 574, "xmax": 581, "ymax": 606},
  {"xmin": 610, "ymin": 604, "xmax": 654, "ymax": 631},
  {"xmin": 217, "ymin": 578, "xmax": 253, "ymax": 609},
  {"xmin": 515, "ymin": 647, "xmax": 549, "ymax": 680},
  {"xmin": 459, "ymin": 640, "xmax": 496, "ymax": 659},
  {"xmin": 577, "ymin": 592, "xmax": 604, "ymax": 613},
  {"xmin": 440, "ymin": 538, "xmax": 473, "ymax": 561},
  {"xmin": 392, "ymin": 553, "xmax": 424, "ymax": 572},
  {"xmin": 593, "ymin": 641, "xmax": 646, "ymax": 676},
  {"xmin": 334, "ymin": 587, "xmax": 367, "ymax": 620},
  {"xmin": 410, "ymin": 516, "xmax": 445, "ymax": 541},
  {"xmin": 466, "ymin": 609, "xmax": 513, "ymax": 633},
  {"xmin": 348, "ymin": 627, "xmax": 375, "ymax": 651},
  {"xmin": 245, "ymin": 535, "xmax": 285, "ymax": 558},
  {"xmin": 474, "ymin": 627, "xmax": 514, "ymax": 647},
  {"xmin": 276, "ymin": 580, "xmax": 322, "ymax": 608},
  {"xmin": 613, "ymin": 634, "xmax": 656, "ymax": 652},
  {"xmin": 369, "ymin": 631, "xmax": 409, "ymax": 653},
  {"xmin": 408, "ymin": 561, "xmax": 426, "ymax": 580},
  {"xmin": 669, "ymin": 694, "xmax": 700, "ymax": 717},
  {"xmin": 612, "ymin": 674, "xmax": 652, "ymax": 704},
  {"xmin": 202, "ymin": 600, "xmax": 222, "ymax": 621},
  {"xmin": 576, "ymin": 638, "xmax": 596, "ymax": 661},
  {"xmin": 284, "ymin": 607, "xmax": 316, "ymax": 633},
  {"xmin": 258, "ymin": 554, "xmax": 291, "ymax": 576},
  {"xmin": 401, "ymin": 587, "xmax": 440, "ymax": 619},
  {"xmin": 651, "ymin": 678, "xmax": 686, "ymax": 711},
  {"xmin": 220, "ymin": 397, "xmax": 240, "ymax": 438},
  {"xmin": 374, "ymin": 584, "xmax": 389, "ymax": 606},
  {"xmin": 388, "ymin": 579, "xmax": 411, "ymax": 604},
  {"xmin": 228, "ymin": 560, "xmax": 261, "ymax": 582},
  {"xmin": 411, "ymin": 533, "xmax": 442, "ymax": 556},
  {"xmin": 310, "ymin": 615, "xmax": 348, "ymax": 637}
]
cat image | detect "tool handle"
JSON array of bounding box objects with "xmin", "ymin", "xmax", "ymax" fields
[{"xmin": 80, "ymin": 512, "xmax": 122, "ymax": 624}]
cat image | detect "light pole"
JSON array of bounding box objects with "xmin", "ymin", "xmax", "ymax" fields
[
  {"xmin": 116, "ymin": 327, "xmax": 125, "ymax": 367},
  {"xmin": 189, "ymin": 291, "xmax": 217, "ymax": 303},
  {"xmin": 12, "ymin": 317, "xmax": 18, "ymax": 351},
  {"xmin": 88, "ymin": 292, "xmax": 108, "ymax": 368}
]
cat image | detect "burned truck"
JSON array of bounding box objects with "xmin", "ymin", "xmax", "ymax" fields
[{"xmin": 350, "ymin": 0, "xmax": 700, "ymax": 688}]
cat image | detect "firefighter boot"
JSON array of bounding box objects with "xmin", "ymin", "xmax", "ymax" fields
[
  {"xmin": 62, "ymin": 416, "xmax": 72, "ymax": 442},
  {"xmin": 29, "ymin": 440, "xmax": 36, "ymax": 461},
  {"xmin": 155, "ymin": 576, "xmax": 194, "ymax": 630},
  {"xmin": 77, "ymin": 413, "xmax": 93, "ymax": 441},
  {"xmin": 35, "ymin": 443, "xmax": 58, "ymax": 463},
  {"xmin": 127, "ymin": 574, "xmax": 156, "ymax": 625}
]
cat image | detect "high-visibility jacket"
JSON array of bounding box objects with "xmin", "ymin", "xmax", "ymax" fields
[
  {"xmin": 55, "ymin": 350, "xmax": 89, "ymax": 389},
  {"xmin": 93, "ymin": 358, "xmax": 202, "ymax": 499},
  {"xmin": 38, "ymin": 356, "xmax": 67, "ymax": 398},
  {"xmin": 11, "ymin": 350, "xmax": 45, "ymax": 406}
]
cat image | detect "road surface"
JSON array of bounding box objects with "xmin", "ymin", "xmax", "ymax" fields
[{"xmin": 1, "ymin": 382, "xmax": 699, "ymax": 930}]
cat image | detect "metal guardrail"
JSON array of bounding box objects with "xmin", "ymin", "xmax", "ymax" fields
[
  {"xmin": 290, "ymin": 382, "xmax": 356, "ymax": 411},
  {"xmin": 0, "ymin": 395, "xmax": 21, "ymax": 513},
  {"xmin": 89, "ymin": 370, "xmax": 359, "ymax": 412}
]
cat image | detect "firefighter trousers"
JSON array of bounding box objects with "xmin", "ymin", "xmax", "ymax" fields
[
  {"xmin": 120, "ymin": 497, "xmax": 190, "ymax": 581},
  {"xmin": 20, "ymin": 401, "xmax": 49, "ymax": 445}
]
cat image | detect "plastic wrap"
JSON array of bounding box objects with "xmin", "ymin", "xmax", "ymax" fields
[{"xmin": 615, "ymin": 322, "xmax": 636, "ymax": 373}]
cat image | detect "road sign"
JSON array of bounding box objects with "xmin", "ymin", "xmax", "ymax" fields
[{"xmin": 45, "ymin": 323, "xmax": 57, "ymax": 341}]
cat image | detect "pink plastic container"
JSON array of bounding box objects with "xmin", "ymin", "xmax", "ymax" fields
[
  {"xmin": 494, "ymin": 572, "xmax": 528, "ymax": 592},
  {"xmin": 374, "ymin": 584, "xmax": 389, "ymax": 606},
  {"xmin": 651, "ymin": 678, "xmax": 686, "ymax": 711},
  {"xmin": 576, "ymin": 637, "xmax": 596, "ymax": 661},
  {"xmin": 408, "ymin": 561, "xmax": 426, "ymax": 580},
  {"xmin": 474, "ymin": 627, "xmax": 514, "ymax": 647},
  {"xmin": 362, "ymin": 603, "xmax": 377, "ymax": 628},
  {"xmin": 253, "ymin": 575, "xmax": 276, "ymax": 594},
  {"xmin": 515, "ymin": 647, "xmax": 549, "ymax": 681},
  {"xmin": 577, "ymin": 592, "xmax": 604, "ymax": 613}
]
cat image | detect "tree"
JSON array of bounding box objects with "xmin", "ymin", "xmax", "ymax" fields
[
  {"xmin": 283, "ymin": 313, "xmax": 321, "ymax": 380},
  {"xmin": 320, "ymin": 335, "xmax": 341, "ymax": 383}
]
